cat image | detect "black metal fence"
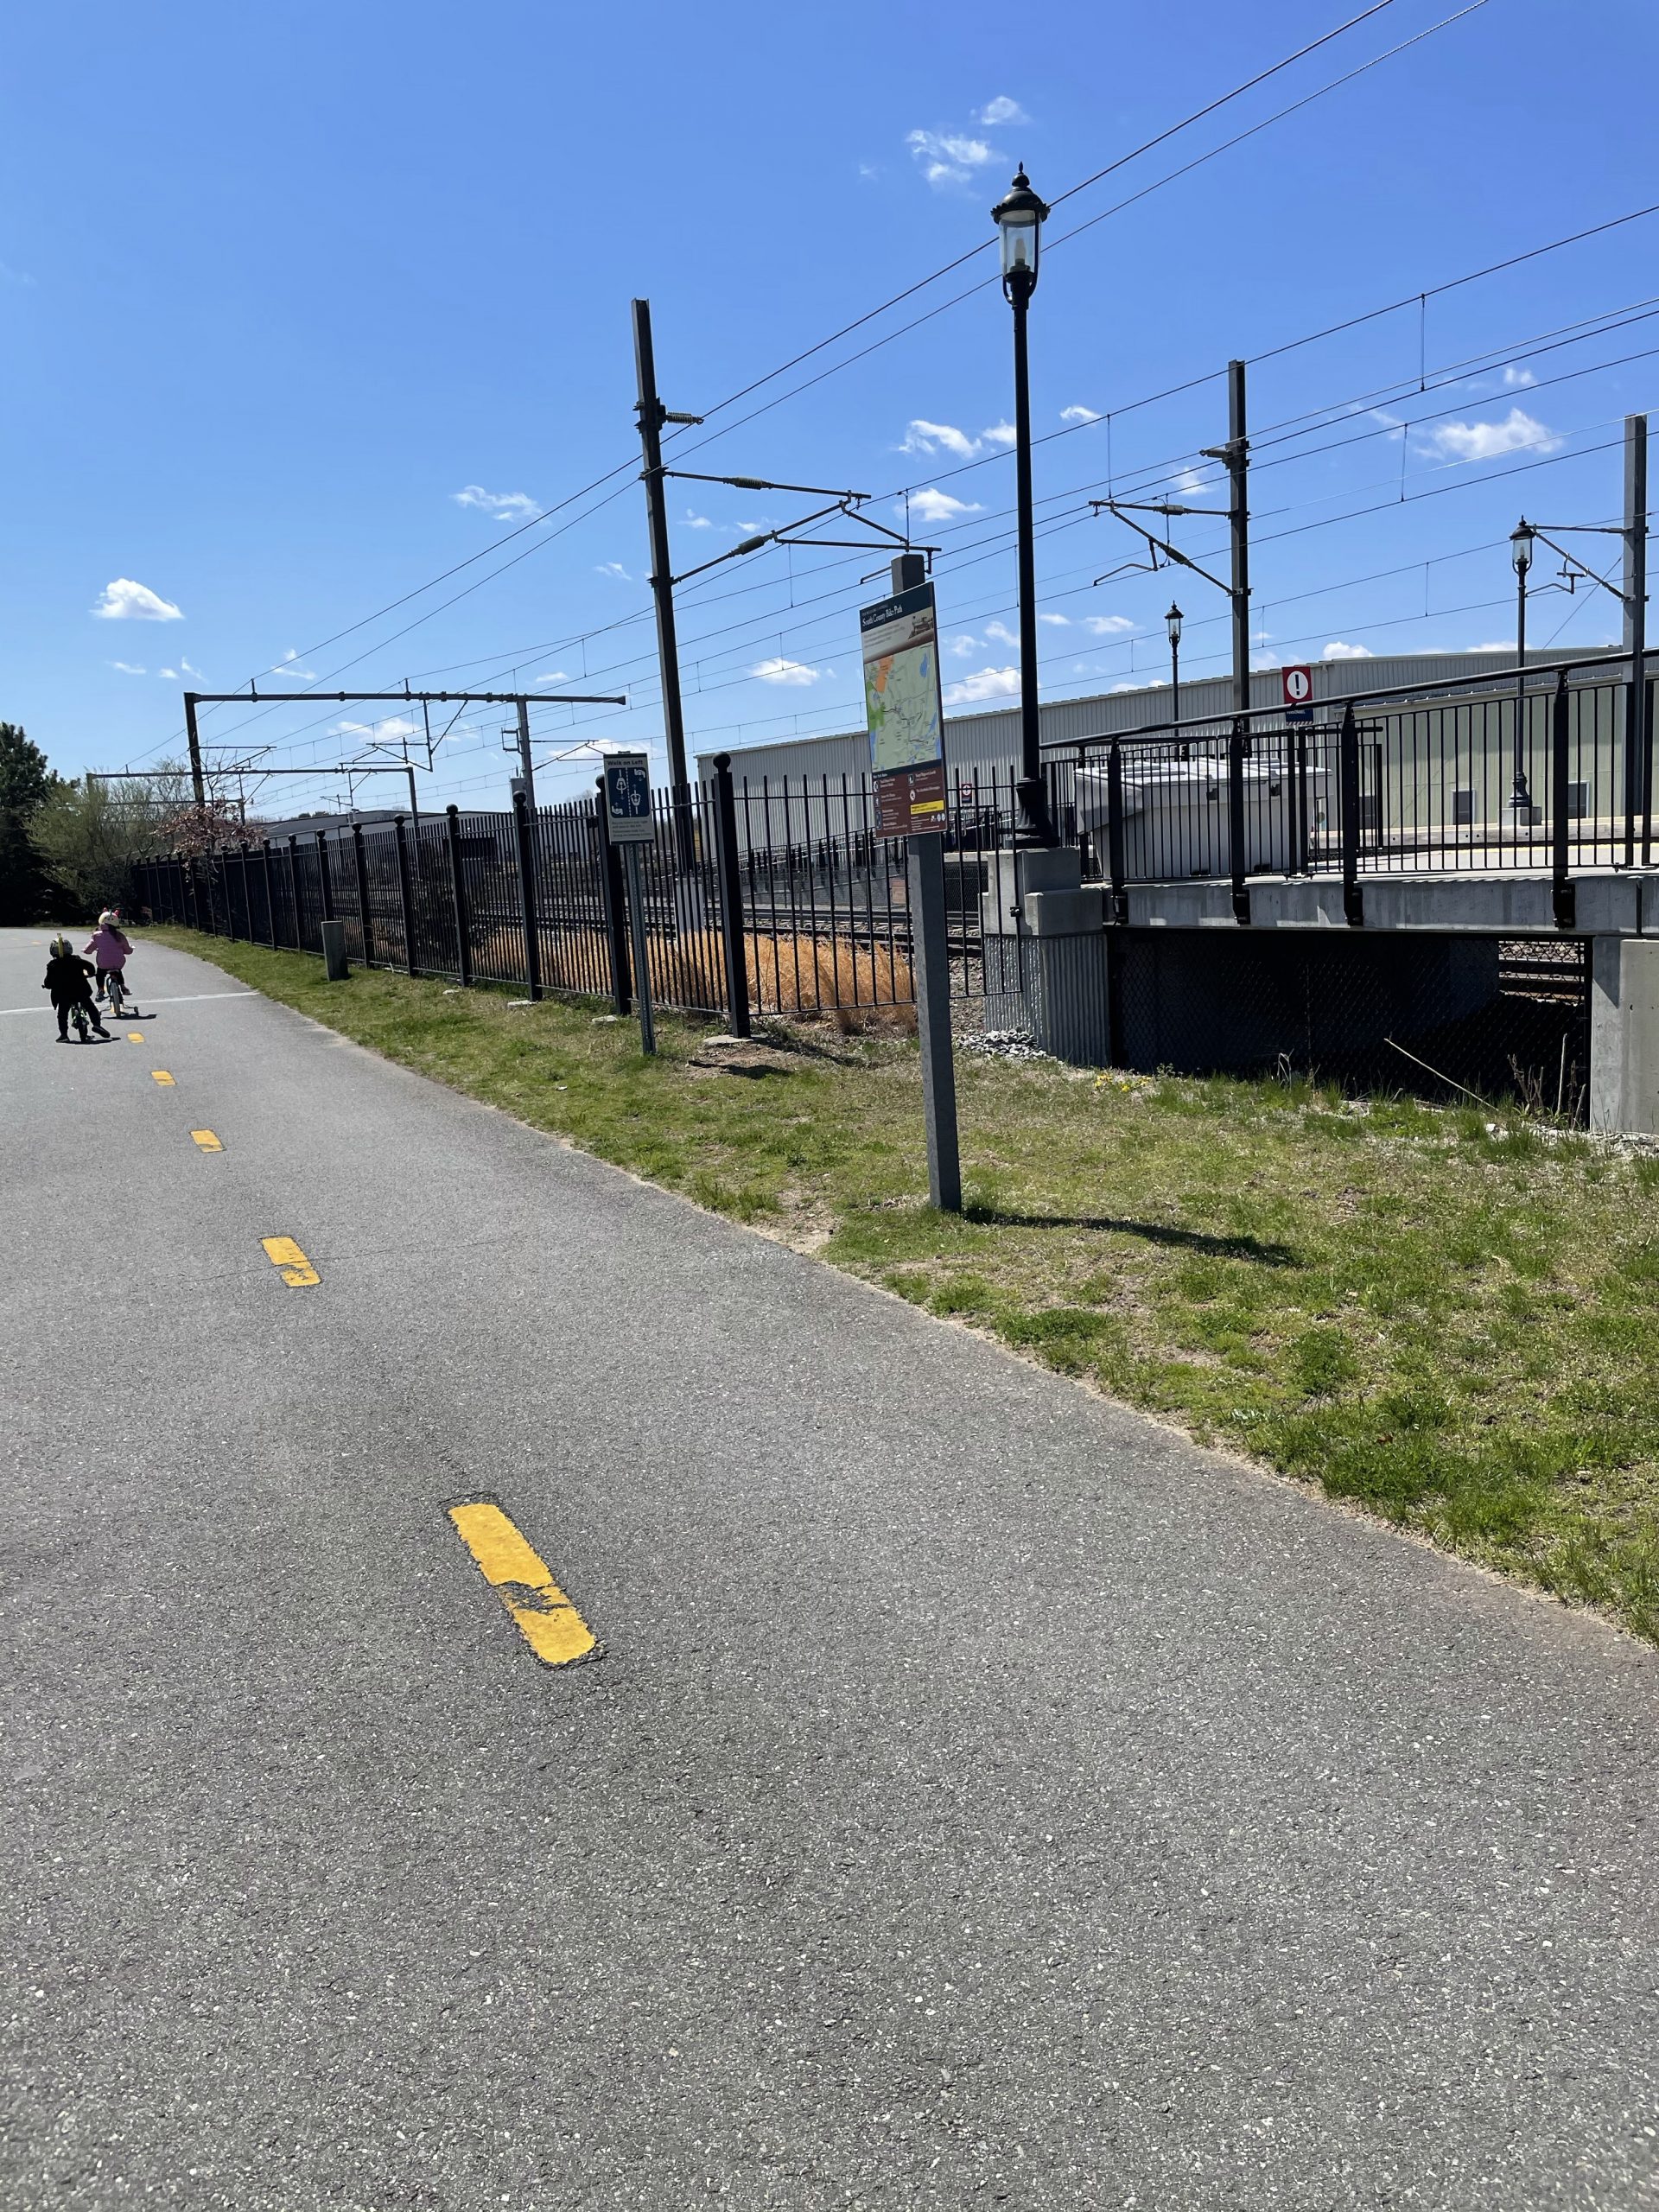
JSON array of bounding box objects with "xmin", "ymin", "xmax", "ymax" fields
[
  {"xmin": 1058, "ymin": 653, "xmax": 1652, "ymax": 929},
  {"xmin": 135, "ymin": 760, "xmax": 1014, "ymax": 1036}
]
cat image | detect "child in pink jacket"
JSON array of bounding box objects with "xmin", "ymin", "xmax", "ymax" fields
[{"xmin": 84, "ymin": 912, "xmax": 134, "ymax": 1007}]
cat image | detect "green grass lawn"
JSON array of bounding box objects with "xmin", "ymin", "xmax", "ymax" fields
[{"xmin": 149, "ymin": 925, "xmax": 1659, "ymax": 1644}]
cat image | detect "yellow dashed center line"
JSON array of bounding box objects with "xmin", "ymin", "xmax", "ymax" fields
[
  {"xmin": 128, "ymin": 1032, "xmax": 143, "ymax": 1042},
  {"xmin": 261, "ymin": 1236, "xmax": 319, "ymax": 1287},
  {"xmin": 151, "ymin": 1070, "xmax": 175, "ymax": 1085},
  {"xmin": 447, "ymin": 1498, "xmax": 598, "ymax": 1668},
  {"xmin": 191, "ymin": 1129, "xmax": 223, "ymax": 1152}
]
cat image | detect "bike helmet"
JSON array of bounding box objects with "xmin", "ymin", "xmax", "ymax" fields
[
  {"xmin": 51, "ymin": 936, "xmax": 72, "ymax": 957},
  {"xmin": 98, "ymin": 909, "xmax": 118, "ymax": 928}
]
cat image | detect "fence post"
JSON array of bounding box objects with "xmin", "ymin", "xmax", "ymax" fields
[
  {"xmin": 1338, "ymin": 703, "xmax": 1363, "ymax": 926},
  {"xmin": 594, "ymin": 779, "xmax": 631, "ymax": 1014},
  {"xmin": 1552, "ymin": 668, "xmax": 1576, "ymax": 930},
  {"xmin": 1105, "ymin": 738, "xmax": 1128, "ymax": 925},
  {"xmin": 1228, "ymin": 717, "xmax": 1250, "ymax": 924},
  {"xmin": 259, "ymin": 840, "xmax": 276, "ymax": 947},
  {"xmin": 285, "ymin": 836, "xmax": 300, "ymax": 947},
  {"xmin": 1643, "ymin": 671, "xmax": 1655, "ymax": 869},
  {"xmin": 512, "ymin": 789, "xmax": 543, "ymax": 1001},
  {"xmin": 393, "ymin": 816, "xmax": 417, "ymax": 976},
  {"xmin": 709, "ymin": 753, "xmax": 752, "ymax": 1037},
  {"xmin": 444, "ymin": 803, "xmax": 473, "ymax": 988},
  {"xmin": 315, "ymin": 830, "xmax": 335, "ymax": 923},
  {"xmin": 1294, "ymin": 724, "xmax": 1311, "ymax": 875},
  {"xmin": 352, "ymin": 823, "xmax": 375, "ymax": 967}
]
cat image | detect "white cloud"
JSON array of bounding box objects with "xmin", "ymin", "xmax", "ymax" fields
[
  {"xmin": 534, "ymin": 670, "xmax": 573, "ymax": 687},
  {"xmin": 944, "ymin": 664, "xmax": 1020, "ymax": 706},
  {"xmin": 900, "ymin": 416, "xmax": 1015, "ymax": 461},
  {"xmin": 900, "ymin": 418, "xmax": 979, "ymax": 460},
  {"xmin": 156, "ymin": 659, "xmax": 202, "ymax": 682},
  {"xmin": 1085, "ymin": 614, "xmax": 1135, "ymax": 636},
  {"xmin": 92, "ymin": 577, "xmax": 182, "ymax": 622},
  {"xmin": 906, "ymin": 129, "xmax": 999, "ymax": 189},
  {"xmin": 271, "ymin": 647, "xmax": 318, "ymax": 679},
  {"xmin": 0, "ymin": 259, "xmax": 35, "ymax": 287},
  {"xmin": 1173, "ymin": 467, "xmax": 1207, "ymax": 495},
  {"xmin": 907, "ymin": 486, "xmax": 982, "ymax": 524},
  {"xmin": 1467, "ymin": 641, "xmax": 1516, "ymax": 653},
  {"xmin": 1060, "ymin": 404, "xmax": 1102, "ymax": 425},
  {"xmin": 111, "ymin": 661, "xmax": 146, "ymax": 676},
  {"xmin": 751, "ymin": 657, "xmax": 823, "ymax": 686},
  {"xmin": 454, "ymin": 484, "xmax": 540, "ymax": 521},
  {"xmin": 1321, "ymin": 640, "xmax": 1374, "ymax": 661},
  {"xmin": 1426, "ymin": 407, "xmax": 1561, "ymax": 463},
  {"xmin": 858, "ymin": 162, "xmax": 881, "ymax": 181},
  {"xmin": 983, "ymin": 619, "xmax": 1019, "ymax": 647},
  {"xmin": 1502, "ymin": 365, "xmax": 1536, "ymax": 388},
  {"xmin": 978, "ymin": 95, "xmax": 1029, "ymax": 126},
  {"xmin": 947, "ymin": 634, "xmax": 979, "ymax": 658},
  {"xmin": 594, "ymin": 561, "xmax": 631, "ymax": 580},
  {"xmin": 682, "ymin": 510, "xmax": 715, "ymax": 529},
  {"xmin": 1038, "ymin": 613, "xmax": 1070, "ymax": 626}
]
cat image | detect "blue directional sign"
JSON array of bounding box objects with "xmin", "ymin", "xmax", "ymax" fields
[{"xmin": 602, "ymin": 750, "xmax": 655, "ymax": 842}]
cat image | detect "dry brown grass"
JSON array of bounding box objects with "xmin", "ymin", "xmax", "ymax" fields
[{"xmin": 467, "ymin": 920, "xmax": 915, "ymax": 1034}]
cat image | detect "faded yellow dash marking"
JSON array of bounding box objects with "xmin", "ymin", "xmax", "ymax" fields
[
  {"xmin": 151, "ymin": 1070, "xmax": 175, "ymax": 1085},
  {"xmin": 261, "ymin": 1235, "xmax": 319, "ymax": 1287},
  {"xmin": 128, "ymin": 1032, "xmax": 143, "ymax": 1042},
  {"xmin": 446, "ymin": 1498, "xmax": 598, "ymax": 1668},
  {"xmin": 190, "ymin": 1129, "xmax": 223, "ymax": 1152}
]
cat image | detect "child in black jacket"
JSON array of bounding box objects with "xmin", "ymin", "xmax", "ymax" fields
[{"xmin": 42, "ymin": 938, "xmax": 111, "ymax": 1040}]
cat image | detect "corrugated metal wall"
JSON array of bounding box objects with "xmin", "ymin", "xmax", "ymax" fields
[{"xmin": 696, "ymin": 647, "xmax": 1625, "ymax": 789}]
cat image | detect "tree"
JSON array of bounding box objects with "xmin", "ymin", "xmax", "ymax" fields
[
  {"xmin": 0, "ymin": 722, "xmax": 60, "ymax": 924},
  {"xmin": 29, "ymin": 762, "xmax": 196, "ymax": 919}
]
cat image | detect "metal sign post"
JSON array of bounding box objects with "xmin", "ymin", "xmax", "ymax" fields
[
  {"xmin": 862, "ymin": 561, "xmax": 960, "ymax": 1212},
  {"xmin": 603, "ymin": 751, "xmax": 657, "ymax": 1056}
]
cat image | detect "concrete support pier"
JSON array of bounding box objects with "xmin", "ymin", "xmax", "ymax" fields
[
  {"xmin": 1590, "ymin": 936, "xmax": 1659, "ymax": 1134},
  {"xmin": 980, "ymin": 847, "xmax": 1110, "ymax": 1063}
]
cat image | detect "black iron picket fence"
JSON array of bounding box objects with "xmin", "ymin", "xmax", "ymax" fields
[{"xmin": 137, "ymin": 759, "xmax": 1017, "ymax": 1035}]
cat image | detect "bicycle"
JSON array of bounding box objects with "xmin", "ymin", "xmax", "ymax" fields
[
  {"xmin": 105, "ymin": 969, "xmax": 130, "ymax": 1020},
  {"xmin": 67, "ymin": 999, "xmax": 92, "ymax": 1042}
]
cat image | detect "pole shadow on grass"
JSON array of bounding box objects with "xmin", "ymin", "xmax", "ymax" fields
[{"xmin": 961, "ymin": 1204, "xmax": 1298, "ymax": 1267}]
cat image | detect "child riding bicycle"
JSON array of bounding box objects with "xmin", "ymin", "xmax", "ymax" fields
[
  {"xmin": 43, "ymin": 938, "xmax": 111, "ymax": 1042},
  {"xmin": 84, "ymin": 911, "xmax": 137, "ymax": 1014}
]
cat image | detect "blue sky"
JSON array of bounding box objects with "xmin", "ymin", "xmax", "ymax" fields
[{"xmin": 3, "ymin": 0, "xmax": 1656, "ymax": 813}]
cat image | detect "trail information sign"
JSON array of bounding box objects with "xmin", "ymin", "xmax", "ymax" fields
[
  {"xmin": 1282, "ymin": 664, "xmax": 1314, "ymax": 724},
  {"xmin": 861, "ymin": 581, "xmax": 947, "ymax": 836},
  {"xmin": 601, "ymin": 750, "xmax": 655, "ymax": 842}
]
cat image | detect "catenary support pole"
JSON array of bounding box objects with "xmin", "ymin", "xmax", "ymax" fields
[
  {"xmin": 906, "ymin": 832, "xmax": 962, "ymax": 1213},
  {"xmin": 183, "ymin": 692, "xmax": 207, "ymax": 811},
  {"xmin": 512, "ymin": 789, "xmax": 543, "ymax": 1001},
  {"xmin": 710, "ymin": 753, "xmax": 752, "ymax": 1039},
  {"xmin": 514, "ymin": 697, "xmax": 537, "ymax": 819},
  {"xmin": 623, "ymin": 842, "xmax": 655, "ymax": 1056},
  {"xmin": 1623, "ymin": 412, "xmax": 1649, "ymax": 866},
  {"xmin": 632, "ymin": 298, "xmax": 696, "ymax": 874},
  {"xmin": 1226, "ymin": 359, "xmax": 1251, "ymax": 718}
]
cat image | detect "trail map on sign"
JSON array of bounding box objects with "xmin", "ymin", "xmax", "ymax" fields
[{"xmin": 861, "ymin": 583, "xmax": 943, "ymax": 776}]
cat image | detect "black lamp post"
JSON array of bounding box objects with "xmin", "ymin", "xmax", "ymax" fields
[
  {"xmin": 1511, "ymin": 522, "xmax": 1535, "ymax": 811},
  {"xmin": 1166, "ymin": 602, "xmax": 1184, "ymax": 724},
  {"xmin": 992, "ymin": 167, "xmax": 1056, "ymax": 847}
]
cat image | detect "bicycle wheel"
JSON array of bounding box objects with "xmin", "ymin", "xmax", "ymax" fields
[
  {"xmin": 69, "ymin": 1001, "xmax": 89, "ymax": 1040},
  {"xmin": 107, "ymin": 974, "xmax": 127, "ymax": 1020}
]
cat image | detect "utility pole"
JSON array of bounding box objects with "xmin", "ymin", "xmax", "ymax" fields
[
  {"xmin": 1624, "ymin": 412, "xmax": 1649, "ymax": 862},
  {"xmin": 632, "ymin": 298, "xmax": 696, "ymax": 869},
  {"xmin": 183, "ymin": 692, "xmax": 207, "ymax": 810}
]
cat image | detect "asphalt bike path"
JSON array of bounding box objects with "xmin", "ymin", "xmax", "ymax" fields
[{"xmin": 3, "ymin": 928, "xmax": 1656, "ymax": 2210}]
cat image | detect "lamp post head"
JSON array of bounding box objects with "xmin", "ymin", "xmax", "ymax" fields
[
  {"xmin": 1511, "ymin": 522, "xmax": 1535, "ymax": 576},
  {"xmin": 1166, "ymin": 602, "xmax": 1184, "ymax": 648},
  {"xmin": 992, "ymin": 166, "xmax": 1049, "ymax": 301}
]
